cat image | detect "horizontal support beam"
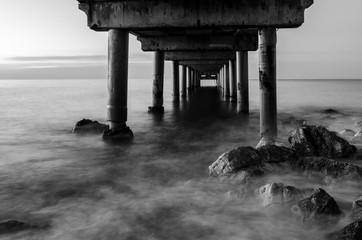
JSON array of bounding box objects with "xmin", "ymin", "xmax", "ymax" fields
[
  {"xmin": 180, "ymin": 60, "xmax": 229, "ymax": 66},
  {"xmin": 137, "ymin": 31, "xmax": 258, "ymax": 51},
  {"xmin": 164, "ymin": 51, "xmax": 236, "ymax": 61},
  {"xmin": 78, "ymin": 0, "xmax": 314, "ymax": 31}
]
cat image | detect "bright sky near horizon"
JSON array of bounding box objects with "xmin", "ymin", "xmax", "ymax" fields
[{"xmin": 1, "ymin": 0, "xmax": 362, "ymax": 79}]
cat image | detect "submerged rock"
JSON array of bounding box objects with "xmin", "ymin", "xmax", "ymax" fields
[
  {"xmin": 255, "ymin": 182, "xmax": 314, "ymax": 207},
  {"xmin": 322, "ymin": 109, "xmax": 341, "ymax": 115},
  {"xmin": 209, "ymin": 147, "xmax": 261, "ymax": 178},
  {"xmin": 291, "ymin": 157, "xmax": 362, "ymax": 180},
  {"xmin": 257, "ymin": 144, "xmax": 297, "ymax": 164},
  {"xmin": 0, "ymin": 220, "xmax": 43, "ymax": 234},
  {"xmin": 339, "ymin": 129, "xmax": 357, "ymax": 138},
  {"xmin": 292, "ymin": 188, "xmax": 343, "ymax": 225},
  {"xmin": 72, "ymin": 119, "xmax": 109, "ymax": 134},
  {"xmin": 351, "ymin": 197, "xmax": 362, "ymax": 221},
  {"xmin": 288, "ymin": 125, "xmax": 357, "ymax": 158},
  {"xmin": 337, "ymin": 221, "xmax": 362, "ymax": 240}
]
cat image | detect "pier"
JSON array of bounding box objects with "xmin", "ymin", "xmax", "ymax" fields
[{"xmin": 77, "ymin": 0, "xmax": 314, "ymax": 140}]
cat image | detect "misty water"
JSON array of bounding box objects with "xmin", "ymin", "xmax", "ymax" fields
[{"xmin": 0, "ymin": 78, "xmax": 361, "ymax": 239}]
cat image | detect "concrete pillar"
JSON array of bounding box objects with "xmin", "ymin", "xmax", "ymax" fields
[
  {"xmin": 149, "ymin": 51, "xmax": 165, "ymax": 113},
  {"xmin": 220, "ymin": 68, "xmax": 224, "ymax": 95},
  {"xmin": 103, "ymin": 29, "xmax": 133, "ymax": 140},
  {"xmin": 259, "ymin": 27, "xmax": 277, "ymax": 137},
  {"xmin": 187, "ymin": 67, "xmax": 192, "ymax": 91},
  {"xmin": 237, "ymin": 51, "xmax": 249, "ymax": 113},
  {"xmin": 229, "ymin": 59, "xmax": 237, "ymax": 102},
  {"xmin": 181, "ymin": 65, "xmax": 187, "ymax": 98},
  {"xmin": 224, "ymin": 64, "xmax": 230, "ymax": 98},
  {"xmin": 172, "ymin": 60, "xmax": 180, "ymax": 102}
]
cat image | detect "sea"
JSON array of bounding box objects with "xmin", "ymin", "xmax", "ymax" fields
[{"xmin": 0, "ymin": 78, "xmax": 361, "ymax": 240}]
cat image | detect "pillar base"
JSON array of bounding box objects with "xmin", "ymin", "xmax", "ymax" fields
[
  {"xmin": 102, "ymin": 125, "xmax": 134, "ymax": 142},
  {"xmin": 148, "ymin": 106, "xmax": 164, "ymax": 113}
]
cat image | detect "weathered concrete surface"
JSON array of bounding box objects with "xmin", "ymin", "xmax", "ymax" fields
[
  {"xmin": 164, "ymin": 51, "xmax": 236, "ymax": 61},
  {"xmin": 236, "ymin": 51, "xmax": 249, "ymax": 113},
  {"xmin": 107, "ymin": 29, "xmax": 129, "ymax": 130},
  {"xmin": 149, "ymin": 51, "xmax": 165, "ymax": 113},
  {"xmin": 78, "ymin": 0, "xmax": 314, "ymax": 31},
  {"xmin": 259, "ymin": 27, "xmax": 277, "ymax": 137},
  {"xmin": 137, "ymin": 31, "xmax": 258, "ymax": 51}
]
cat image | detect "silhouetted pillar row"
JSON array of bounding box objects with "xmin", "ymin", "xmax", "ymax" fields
[
  {"xmin": 259, "ymin": 27, "xmax": 277, "ymax": 137},
  {"xmin": 149, "ymin": 51, "xmax": 165, "ymax": 113},
  {"xmin": 237, "ymin": 51, "xmax": 249, "ymax": 113},
  {"xmin": 229, "ymin": 59, "xmax": 237, "ymax": 102},
  {"xmin": 187, "ymin": 67, "xmax": 192, "ymax": 91},
  {"xmin": 107, "ymin": 29, "xmax": 129, "ymax": 130},
  {"xmin": 172, "ymin": 60, "xmax": 180, "ymax": 102},
  {"xmin": 181, "ymin": 65, "xmax": 187, "ymax": 97},
  {"xmin": 224, "ymin": 63, "xmax": 230, "ymax": 98}
]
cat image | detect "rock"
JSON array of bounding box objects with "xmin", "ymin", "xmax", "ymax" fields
[
  {"xmin": 352, "ymin": 130, "xmax": 362, "ymax": 143},
  {"xmin": 339, "ymin": 129, "xmax": 357, "ymax": 137},
  {"xmin": 355, "ymin": 121, "xmax": 362, "ymax": 128},
  {"xmin": 257, "ymin": 144, "xmax": 297, "ymax": 164},
  {"xmin": 288, "ymin": 125, "xmax": 357, "ymax": 158},
  {"xmin": 291, "ymin": 157, "xmax": 362, "ymax": 180},
  {"xmin": 255, "ymin": 136, "xmax": 286, "ymax": 149},
  {"xmin": 102, "ymin": 126, "xmax": 134, "ymax": 142},
  {"xmin": 255, "ymin": 182, "xmax": 314, "ymax": 207},
  {"xmin": 351, "ymin": 197, "xmax": 362, "ymax": 221},
  {"xmin": 322, "ymin": 109, "xmax": 341, "ymax": 114},
  {"xmin": 337, "ymin": 221, "xmax": 362, "ymax": 240},
  {"xmin": 209, "ymin": 147, "xmax": 261, "ymax": 178},
  {"xmin": 0, "ymin": 220, "xmax": 42, "ymax": 234},
  {"xmin": 72, "ymin": 119, "xmax": 109, "ymax": 134},
  {"xmin": 355, "ymin": 130, "xmax": 362, "ymax": 137},
  {"xmin": 292, "ymin": 188, "xmax": 343, "ymax": 225}
]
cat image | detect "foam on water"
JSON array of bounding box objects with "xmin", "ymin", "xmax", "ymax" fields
[{"xmin": 0, "ymin": 79, "xmax": 361, "ymax": 239}]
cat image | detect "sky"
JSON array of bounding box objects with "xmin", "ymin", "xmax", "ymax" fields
[{"xmin": 0, "ymin": 0, "xmax": 362, "ymax": 79}]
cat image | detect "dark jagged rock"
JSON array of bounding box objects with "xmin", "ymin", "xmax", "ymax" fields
[
  {"xmin": 0, "ymin": 220, "xmax": 44, "ymax": 234},
  {"xmin": 288, "ymin": 125, "xmax": 357, "ymax": 158},
  {"xmin": 337, "ymin": 221, "xmax": 362, "ymax": 240},
  {"xmin": 291, "ymin": 157, "xmax": 362, "ymax": 180},
  {"xmin": 255, "ymin": 182, "xmax": 314, "ymax": 207},
  {"xmin": 292, "ymin": 188, "xmax": 343, "ymax": 225},
  {"xmin": 322, "ymin": 109, "xmax": 341, "ymax": 114},
  {"xmin": 209, "ymin": 146, "xmax": 261, "ymax": 179},
  {"xmin": 72, "ymin": 119, "xmax": 109, "ymax": 134},
  {"xmin": 351, "ymin": 197, "xmax": 362, "ymax": 221},
  {"xmin": 102, "ymin": 126, "xmax": 134, "ymax": 142}
]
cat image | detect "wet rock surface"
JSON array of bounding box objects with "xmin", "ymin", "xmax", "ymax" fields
[
  {"xmin": 291, "ymin": 157, "xmax": 362, "ymax": 180},
  {"xmin": 337, "ymin": 221, "xmax": 362, "ymax": 240},
  {"xmin": 255, "ymin": 182, "xmax": 314, "ymax": 207},
  {"xmin": 322, "ymin": 109, "xmax": 341, "ymax": 115},
  {"xmin": 351, "ymin": 197, "xmax": 362, "ymax": 221},
  {"xmin": 209, "ymin": 147, "xmax": 261, "ymax": 178},
  {"xmin": 355, "ymin": 121, "xmax": 362, "ymax": 128},
  {"xmin": 292, "ymin": 188, "xmax": 343, "ymax": 225},
  {"xmin": 288, "ymin": 125, "xmax": 357, "ymax": 158},
  {"xmin": 72, "ymin": 119, "xmax": 109, "ymax": 134}
]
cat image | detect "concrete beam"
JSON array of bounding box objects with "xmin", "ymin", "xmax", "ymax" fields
[
  {"xmin": 164, "ymin": 51, "xmax": 236, "ymax": 61},
  {"xmin": 78, "ymin": 0, "xmax": 313, "ymax": 31},
  {"xmin": 179, "ymin": 60, "xmax": 229, "ymax": 66},
  {"xmin": 137, "ymin": 31, "xmax": 258, "ymax": 51}
]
